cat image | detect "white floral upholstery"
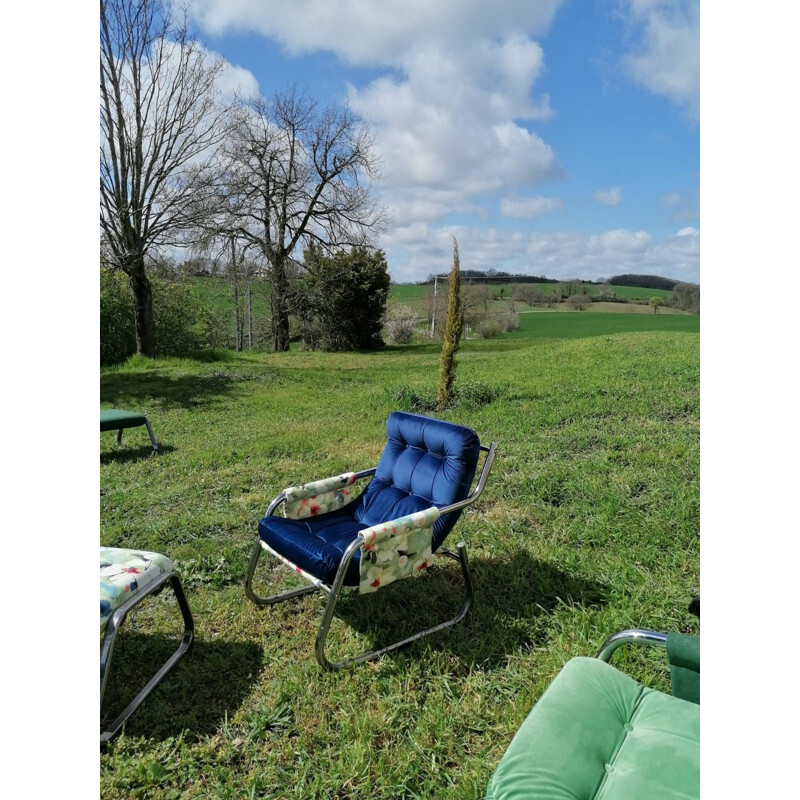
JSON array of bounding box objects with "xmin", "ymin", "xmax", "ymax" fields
[
  {"xmin": 283, "ymin": 472, "xmax": 360, "ymax": 519},
  {"xmin": 100, "ymin": 547, "xmax": 173, "ymax": 631},
  {"xmin": 359, "ymin": 506, "xmax": 440, "ymax": 594}
]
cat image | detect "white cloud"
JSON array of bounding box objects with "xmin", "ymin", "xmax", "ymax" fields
[
  {"xmin": 383, "ymin": 224, "xmax": 699, "ymax": 283},
  {"xmin": 617, "ymin": 0, "xmax": 699, "ymax": 120},
  {"xmin": 346, "ymin": 36, "xmax": 562, "ymax": 225},
  {"xmin": 660, "ymin": 190, "xmax": 699, "ymax": 224},
  {"xmin": 192, "ymin": 1, "xmax": 565, "ymax": 227},
  {"xmin": 500, "ymin": 195, "xmax": 564, "ymax": 218},
  {"xmin": 594, "ymin": 186, "xmax": 623, "ymax": 207},
  {"xmin": 209, "ymin": 51, "xmax": 260, "ymax": 101},
  {"xmin": 191, "ymin": 1, "xmax": 562, "ymax": 65}
]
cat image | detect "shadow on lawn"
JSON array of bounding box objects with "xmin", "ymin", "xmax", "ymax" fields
[
  {"xmin": 330, "ymin": 549, "xmax": 608, "ymax": 670},
  {"xmin": 100, "ymin": 443, "xmax": 177, "ymax": 464},
  {"xmin": 102, "ymin": 632, "xmax": 263, "ymax": 741},
  {"xmin": 100, "ymin": 371, "xmax": 237, "ymax": 410}
]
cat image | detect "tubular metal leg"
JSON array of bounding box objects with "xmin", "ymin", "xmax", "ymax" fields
[
  {"xmin": 315, "ymin": 540, "xmax": 475, "ymax": 671},
  {"xmin": 144, "ymin": 419, "xmax": 158, "ymax": 452},
  {"xmin": 244, "ymin": 537, "xmax": 322, "ymax": 606},
  {"xmin": 116, "ymin": 429, "xmax": 123, "ymax": 446},
  {"xmin": 100, "ymin": 572, "xmax": 194, "ymax": 744}
]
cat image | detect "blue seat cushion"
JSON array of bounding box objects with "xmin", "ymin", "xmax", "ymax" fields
[
  {"xmin": 258, "ymin": 507, "xmax": 364, "ymax": 586},
  {"xmin": 258, "ymin": 412, "xmax": 482, "ymax": 585}
]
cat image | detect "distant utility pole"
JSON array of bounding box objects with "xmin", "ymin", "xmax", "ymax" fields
[{"xmin": 430, "ymin": 275, "xmax": 439, "ymax": 338}]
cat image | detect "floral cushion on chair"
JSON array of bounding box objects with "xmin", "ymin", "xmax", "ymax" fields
[
  {"xmin": 100, "ymin": 547, "xmax": 173, "ymax": 631},
  {"xmin": 283, "ymin": 472, "xmax": 360, "ymax": 519},
  {"xmin": 359, "ymin": 506, "xmax": 441, "ymax": 594}
]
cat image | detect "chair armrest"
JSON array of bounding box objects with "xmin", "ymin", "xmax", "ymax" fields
[
  {"xmin": 595, "ymin": 629, "xmax": 668, "ymax": 662},
  {"xmin": 596, "ymin": 628, "xmax": 700, "ymax": 704},
  {"xmin": 265, "ymin": 468, "xmax": 376, "ymax": 517},
  {"xmin": 359, "ymin": 506, "xmax": 441, "ymax": 593},
  {"xmin": 666, "ymin": 632, "xmax": 700, "ymax": 704},
  {"xmin": 360, "ymin": 506, "xmax": 441, "ymax": 549}
]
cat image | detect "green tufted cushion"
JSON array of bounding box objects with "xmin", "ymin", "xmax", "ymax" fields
[
  {"xmin": 485, "ymin": 657, "xmax": 699, "ymax": 800},
  {"xmin": 100, "ymin": 409, "xmax": 149, "ymax": 431}
]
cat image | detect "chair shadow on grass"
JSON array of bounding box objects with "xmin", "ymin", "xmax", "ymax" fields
[
  {"xmin": 100, "ymin": 443, "xmax": 177, "ymax": 464},
  {"xmin": 327, "ymin": 549, "xmax": 608, "ymax": 671},
  {"xmin": 100, "ymin": 371, "xmax": 239, "ymax": 411},
  {"xmin": 102, "ymin": 632, "xmax": 263, "ymax": 742}
]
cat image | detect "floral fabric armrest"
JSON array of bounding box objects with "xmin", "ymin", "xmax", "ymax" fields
[
  {"xmin": 359, "ymin": 506, "xmax": 441, "ymax": 594},
  {"xmin": 283, "ymin": 472, "xmax": 360, "ymax": 519}
]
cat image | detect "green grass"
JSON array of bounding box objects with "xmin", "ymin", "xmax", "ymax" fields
[
  {"xmin": 188, "ymin": 275, "xmax": 273, "ymax": 318},
  {"xmin": 390, "ymin": 282, "xmax": 674, "ymax": 304},
  {"xmin": 507, "ymin": 310, "xmax": 699, "ymax": 340},
  {"xmin": 100, "ymin": 321, "xmax": 699, "ymax": 799}
]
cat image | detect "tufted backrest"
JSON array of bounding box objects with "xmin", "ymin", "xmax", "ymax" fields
[{"xmin": 354, "ymin": 412, "xmax": 481, "ymax": 550}]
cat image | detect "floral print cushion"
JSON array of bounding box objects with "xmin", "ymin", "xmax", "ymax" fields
[
  {"xmin": 284, "ymin": 472, "xmax": 360, "ymax": 519},
  {"xmin": 100, "ymin": 547, "xmax": 173, "ymax": 631},
  {"xmin": 358, "ymin": 506, "xmax": 440, "ymax": 594}
]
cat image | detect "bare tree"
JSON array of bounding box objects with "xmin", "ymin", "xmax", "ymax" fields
[
  {"xmin": 224, "ymin": 89, "xmax": 385, "ymax": 351},
  {"xmin": 460, "ymin": 281, "xmax": 488, "ymax": 327},
  {"xmin": 100, "ymin": 0, "xmax": 233, "ymax": 355},
  {"xmin": 566, "ymin": 293, "xmax": 590, "ymax": 311},
  {"xmin": 513, "ymin": 284, "xmax": 537, "ymax": 307}
]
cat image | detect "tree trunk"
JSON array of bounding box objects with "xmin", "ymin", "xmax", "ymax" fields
[
  {"xmin": 234, "ymin": 280, "xmax": 243, "ymax": 351},
  {"xmin": 129, "ymin": 265, "xmax": 155, "ymax": 357},
  {"xmin": 271, "ymin": 255, "xmax": 291, "ymax": 352},
  {"xmin": 247, "ymin": 283, "xmax": 253, "ymax": 350},
  {"xmin": 231, "ymin": 237, "xmax": 243, "ymax": 352}
]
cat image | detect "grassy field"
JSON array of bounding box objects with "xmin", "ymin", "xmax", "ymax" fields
[
  {"xmin": 389, "ymin": 282, "xmax": 674, "ymax": 304},
  {"xmin": 508, "ymin": 311, "xmax": 698, "ymax": 339},
  {"xmin": 100, "ymin": 315, "xmax": 699, "ymax": 798},
  {"xmin": 188, "ymin": 275, "xmax": 273, "ymax": 319},
  {"xmin": 189, "ymin": 276, "xmax": 676, "ymax": 322}
]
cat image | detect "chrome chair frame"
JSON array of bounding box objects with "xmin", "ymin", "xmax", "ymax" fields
[
  {"xmin": 596, "ymin": 628, "xmax": 668, "ymax": 663},
  {"xmin": 100, "ymin": 571, "xmax": 194, "ymax": 744},
  {"xmin": 245, "ymin": 442, "xmax": 497, "ymax": 670}
]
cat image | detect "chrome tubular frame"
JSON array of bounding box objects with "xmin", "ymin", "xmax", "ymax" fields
[
  {"xmin": 100, "ymin": 571, "xmax": 194, "ymax": 744},
  {"xmin": 595, "ymin": 628, "xmax": 668, "ymax": 663},
  {"xmin": 245, "ymin": 443, "xmax": 497, "ymax": 670}
]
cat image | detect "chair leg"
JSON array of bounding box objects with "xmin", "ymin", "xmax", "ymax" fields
[
  {"xmin": 100, "ymin": 573, "xmax": 194, "ymax": 744},
  {"xmin": 315, "ymin": 540, "xmax": 475, "ymax": 671},
  {"xmin": 244, "ymin": 537, "xmax": 322, "ymax": 606},
  {"xmin": 145, "ymin": 419, "xmax": 158, "ymax": 452}
]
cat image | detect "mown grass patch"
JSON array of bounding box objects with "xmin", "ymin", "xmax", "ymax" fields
[{"xmin": 101, "ymin": 325, "xmax": 699, "ymax": 799}]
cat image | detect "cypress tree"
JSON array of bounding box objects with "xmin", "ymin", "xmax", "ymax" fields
[{"xmin": 437, "ymin": 238, "xmax": 463, "ymax": 409}]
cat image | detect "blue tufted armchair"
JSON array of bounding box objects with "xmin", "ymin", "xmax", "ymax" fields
[{"xmin": 245, "ymin": 411, "xmax": 497, "ymax": 669}]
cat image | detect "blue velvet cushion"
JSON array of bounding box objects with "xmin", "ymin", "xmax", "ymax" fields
[{"xmin": 258, "ymin": 412, "xmax": 481, "ymax": 585}]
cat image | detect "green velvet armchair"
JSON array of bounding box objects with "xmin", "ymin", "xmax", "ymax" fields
[{"xmin": 485, "ymin": 605, "xmax": 699, "ymax": 800}]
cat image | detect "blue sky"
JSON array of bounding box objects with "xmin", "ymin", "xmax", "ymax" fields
[{"xmin": 192, "ymin": 0, "xmax": 699, "ymax": 283}]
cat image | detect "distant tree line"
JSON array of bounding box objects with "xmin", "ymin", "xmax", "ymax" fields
[
  {"xmin": 608, "ymin": 274, "xmax": 678, "ymax": 291},
  {"xmin": 419, "ymin": 269, "xmax": 558, "ymax": 285},
  {"xmin": 413, "ymin": 271, "xmax": 693, "ymax": 293}
]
